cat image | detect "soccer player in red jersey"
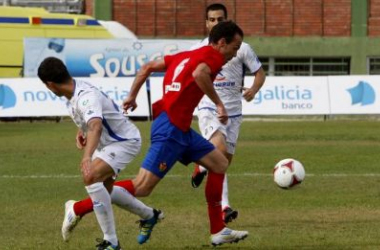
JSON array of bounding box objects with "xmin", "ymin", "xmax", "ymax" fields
[{"xmin": 64, "ymin": 20, "xmax": 248, "ymax": 246}]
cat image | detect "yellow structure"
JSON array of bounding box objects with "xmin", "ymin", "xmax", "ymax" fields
[{"xmin": 0, "ymin": 6, "xmax": 113, "ymax": 77}]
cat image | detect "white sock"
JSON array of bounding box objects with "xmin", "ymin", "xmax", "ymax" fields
[
  {"xmin": 111, "ymin": 186, "xmax": 154, "ymax": 220},
  {"xmin": 86, "ymin": 182, "xmax": 118, "ymax": 246},
  {"xmin": 221, "ymin": 174, "xmax": 230, "ymax": 209},
  {"xmin": 199, "ymin": 165, "xmax": 207, "ymax": 173}
]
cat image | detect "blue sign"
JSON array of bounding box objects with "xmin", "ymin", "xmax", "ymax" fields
[
  {"xmin": 347, "ymin": 81, "xmax": 375, "ymax": 106},
  {"xmin": 0, "ymin": 84, "xmax": 16, "ymax": 109}
]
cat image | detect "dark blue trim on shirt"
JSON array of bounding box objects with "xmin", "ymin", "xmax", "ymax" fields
[
  {"xmin": 102, "ymin": 117, "xmax": 127, "ymax": 141},
  {"xmin": 197, "ymin": 107, "xmax": 216, "ymax": 112},
  {"xmin": 229, "ymin": 114, "xmax": 242, "ymax": 118}
]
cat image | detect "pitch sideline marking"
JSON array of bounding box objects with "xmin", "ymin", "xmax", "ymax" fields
[{"xmin": 1, "ymin": 173, "xmax": 380, "ymax": 179}]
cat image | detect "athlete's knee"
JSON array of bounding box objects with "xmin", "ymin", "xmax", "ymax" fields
[
  {"xmin": 82, "ymin": 174, "xmax": 96, "ymax": 186},
  {"xmin": 215, "ymin": 155, "xmax": 229, "ymax": 174},
  {"xmin": 82, "ymin": 171, "xmax": 105, "ymax": 186}
]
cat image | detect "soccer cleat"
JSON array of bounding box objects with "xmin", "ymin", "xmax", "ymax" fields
[
  {"xmin": 211, "ymin": 227, "xmax": 248, "ymax": 246},
  {"xmin": 191, "ymin": 165, "xmax": 207, "ymax": 188},
  {"xmin": 62, "ymin": 200, "xmax": 81, "ymax": 242},
  {"xmin": 137, "ymin": 209, "xmax": 164, "ymax": 244},
  {"xmin": 223, "ymin": 207, "xmax": 239, "ymax": 223},
  {"xmin": 95, "ymin": 239, "xmax": 121, "ymax": 250}
]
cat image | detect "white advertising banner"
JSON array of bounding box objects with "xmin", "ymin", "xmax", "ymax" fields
[
  {"xmin": 0, "ymin": 78, "xmax": 149, "ymax": 117},
  {"xmin": 242, "ymin": 76, "xmax": 330, "ymax": 115},
  {"xmin": 328, "ymin": 76, "xmax": 380, "ymax": 114},
  {"xmin": 23, "ymin": 38, "xmax": 196, "ymax": 77},
  {"xmin": 148, "ymin": 77, "xmax": 164, "ymax": 105},
  {"xmin": 3, "ymin": 76, "xmax": 380, "ymax": 117}
]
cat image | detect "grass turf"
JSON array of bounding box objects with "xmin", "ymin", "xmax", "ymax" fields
[{"xmin": 1, "ymin": 119, "xmax": 380, "ymax": 249}]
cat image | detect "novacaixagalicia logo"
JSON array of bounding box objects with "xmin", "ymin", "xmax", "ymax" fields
[
  {"xmin": 347, "ymin": 81, "xmax": 375, "ymax": 106},
  {"xmin": 0, "ymin": 84, "xmax": 16, "ymax": 109}
]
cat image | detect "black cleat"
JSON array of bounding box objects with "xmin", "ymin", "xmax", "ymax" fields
[
  {"xmin": 191, "ymin": 165, "xmax": 207, "ymax": 188},
  {"xmin": 223, "ymin": 207, "xmax": 239, "ymax": 224},
  {"xmin": 95, "ymin": 239, "xmax": 121, "ymax": 250}
]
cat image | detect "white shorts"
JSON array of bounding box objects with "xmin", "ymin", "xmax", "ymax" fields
[
  {"xmin": 197, "ymin": 109, "xmax": 243, "ymax": 155},
  {"xmin": 92, "ymin": 139, "xmax": 141, "ymax": 175}
]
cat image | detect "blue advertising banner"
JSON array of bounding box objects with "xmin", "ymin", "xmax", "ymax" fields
[{"xmin": 23, "ymin": 38, "xmax": 197, "ymax": 77}]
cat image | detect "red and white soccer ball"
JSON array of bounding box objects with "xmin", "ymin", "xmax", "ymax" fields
[{"xmin": 273, "ymin": 158, "xmax": 305, "ymax": 188}]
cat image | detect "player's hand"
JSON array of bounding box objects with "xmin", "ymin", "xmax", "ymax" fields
[
  {"xmin": 242, "ymin": 87, "xmax": 256, "ymax": 102},
  {"xmin": 122, "ymin": 96, "xmax": 137, "ymax": 114},
  {"xmin": 216, "ymin": 104, "xmax": 228, "ymax": 125},
  {"xmin": 76, "ymin": 131, "xmax": 86, "ymax": 149},
  {"xmin": 80, "ymin": 156, "xmax": 92, "ymax": 177}
]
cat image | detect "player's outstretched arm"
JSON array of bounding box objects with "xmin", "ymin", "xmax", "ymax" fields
[
  {"xmin": 193, "ymin": 62, "xmax": 228, "ymax": 124},
  {"xmin": 123, "ymin": 59, "xmax": 166, "ymax": 113},
  {"xmin": 243, "ymin": 67, "xmax": 266, "ymax": 102}
]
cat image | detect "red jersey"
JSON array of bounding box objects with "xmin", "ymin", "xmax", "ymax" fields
[{"xmin": 152, "ymin": 46, "xmax": 224, "ymax": 131}]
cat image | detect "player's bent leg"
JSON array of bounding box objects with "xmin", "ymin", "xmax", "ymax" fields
[
  {"xmin": 84, "ymin": 159, "xmax": 120, "ymax": 247},
  {"xmin": 130, "ymin": 168, "xmax": 164, "ymax": 244},
  {"xmin": 62, "ymin": 200, "xmax": 81, "ymax": 242},
  {"xmin": 196, "ymin": 148, "xmax": 228, "ymax": 174},
  {"xmin": 191, "ymin": 127, "xmax": 227, "ymax": 188},
  {"xmin": 221, "ymin": 172, "xmax": 239, "ymax": 223},
  {"xmin": 211, "ymin": 227, "xmax": 248, "ymax": 246},
  {"xmin": 205, "ymin": 171, "xmax": 226, "ymax": 235},
  {"xmin": 132, "ymin": 168, "xmax": 161, "ymax": 197}
]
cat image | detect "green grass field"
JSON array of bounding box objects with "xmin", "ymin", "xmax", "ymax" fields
[{"xmin": 1, "ymin": 119, "xmax": 380, "ymax": 249}]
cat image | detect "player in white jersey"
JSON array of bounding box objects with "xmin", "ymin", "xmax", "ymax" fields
[
  {"xmin": 38, "ymin": 57, "xmax": 163, "ymax": 250},
  {"xmin": 190, "ymin": 3, "xmax": 266, "ymax": 223}
]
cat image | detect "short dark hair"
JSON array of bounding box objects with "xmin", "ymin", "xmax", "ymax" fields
[
  {"xmin": 206, "ymin": 3, "xmax": 227, "ymax": 19},
  {"xmin": 38, "ymin": 57, "xmax": 71, "ymax": 84},
  {"xmin": 209, "ymin": 20, "xmax": 243, "ymax": 44}
]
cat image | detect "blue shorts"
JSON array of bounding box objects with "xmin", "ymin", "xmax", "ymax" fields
[{"xmin": 142, "ymin": 112, "xmax": 215, "ymax": 178}]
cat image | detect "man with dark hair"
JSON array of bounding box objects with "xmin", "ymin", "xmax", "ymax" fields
[
  {"xmin": 190, "ymin": 3, "xmax": 266, "ymax": 224},
  {"xmin": 60, "ymin": 20, "xmax": 249, "ymax": 246},
  {"xmin": 119, "ymin": 20, "xmax": 248, "ymax": 246},
  {"xmin": 38, "ymin": 57, "xmax": 163, "ymax": 250}
]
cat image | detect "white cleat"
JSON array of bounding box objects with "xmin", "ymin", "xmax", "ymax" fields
[
  {"xmin": 211, "ymin": 227, "xmax": 248, "ymax": 246},
  {"xmin": 62, "ymin": 200, "xmax": 81, "ymax": 242}
]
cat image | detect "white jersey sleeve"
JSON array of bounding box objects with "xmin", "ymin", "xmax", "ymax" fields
[
  {"xmin": 198, "ymin": 42, "xmax": 262, "ymax": 117},
  {"xmin": 76, "ymin": 91, "xmax": 102, "ymax": 123},
  {"xmin": 239, "ymin": 43, "xmax": 262, "ymax": 74},
  {"xmin": 67, "ymin": 79, "xmax": 141, "ymax": 148}
]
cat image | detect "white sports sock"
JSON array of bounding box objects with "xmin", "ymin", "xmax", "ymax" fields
[
  {"xmin": 199, "ymin": 165, "xmax": 207, "ymax": 173},
  {"xmin": 221, "ymin": 174, "xmax": 230, "ymax": 209},
  {"xmin": 86, "ymin": 182, "xmax": 118, "ymax": 246},
  {"xmin": 111, "ymin": 186, "xmax": 154, "ymax": 220}
]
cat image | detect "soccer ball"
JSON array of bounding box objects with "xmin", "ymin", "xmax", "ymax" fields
[{"xmin": 273, "ymin": 158, "xmax": 305, "ymax": 188}]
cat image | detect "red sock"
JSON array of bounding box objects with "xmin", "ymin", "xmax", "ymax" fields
[
  {"xmin": 73, "ymin": 198, "xmax": 93, "ymax": 217},
  {"xmin": 114, "ymin": 179, "xmax": 135, "ymax": 196},
  {"xmin": 205, "ymin": 171, "xmax": 225, "ymax": 234}
]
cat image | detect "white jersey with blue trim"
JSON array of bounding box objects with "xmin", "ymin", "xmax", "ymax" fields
[
  {"xmin": 191, "ymin": 38, "xmax": 262, "ymax": 116},
  {"xmin": 66, "ymin": 79, "xmax": 141, "ymax": 148}
]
